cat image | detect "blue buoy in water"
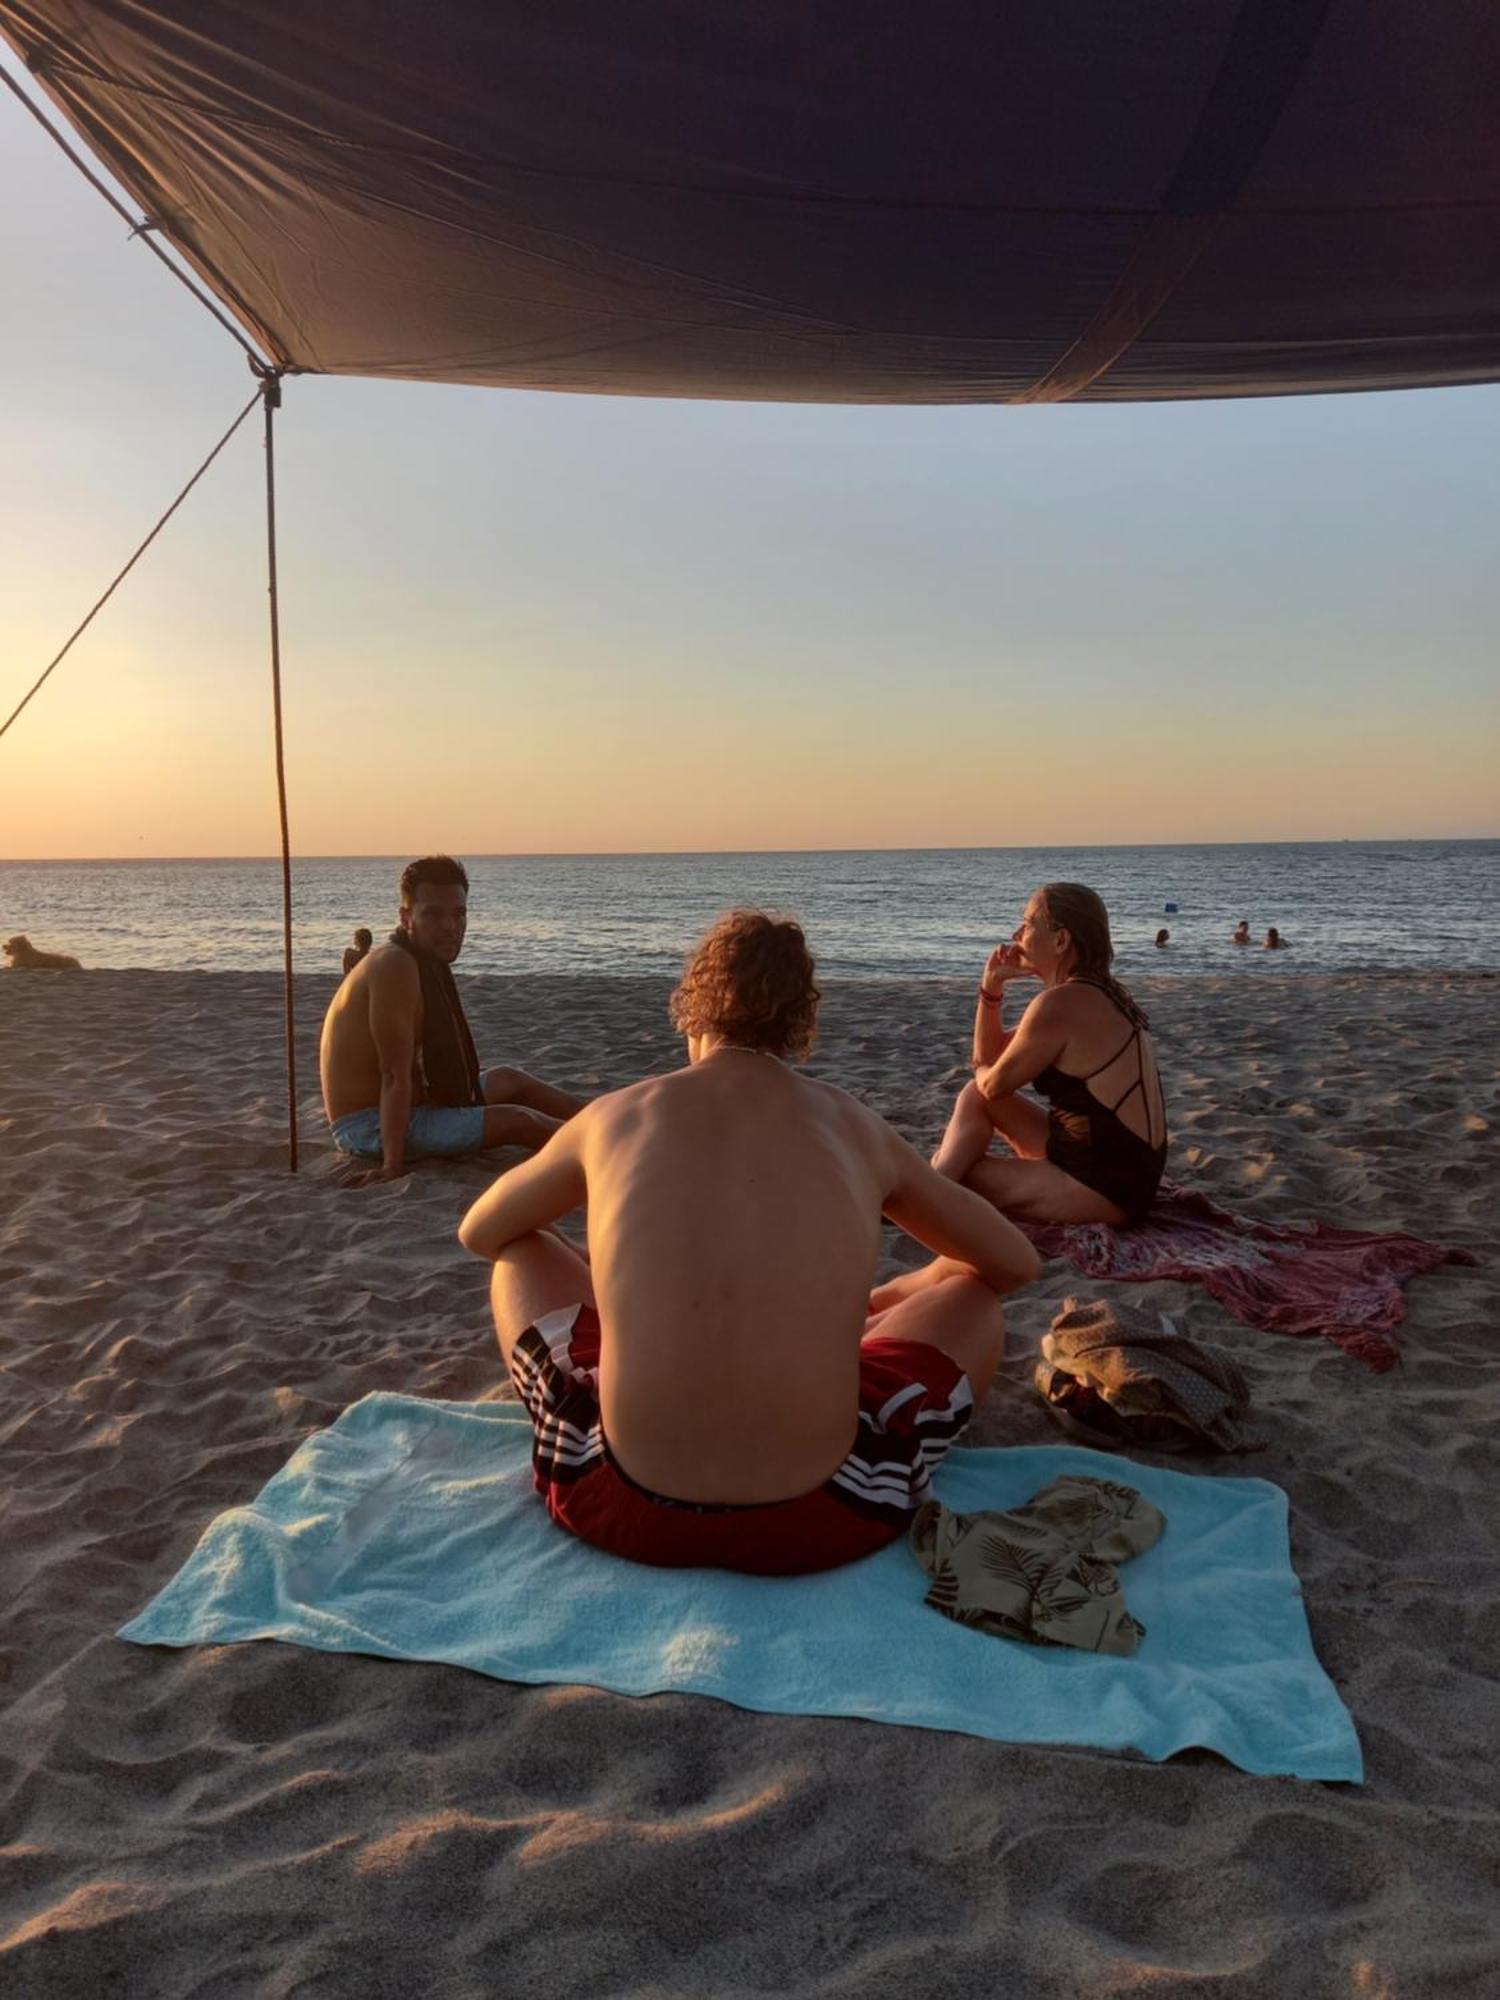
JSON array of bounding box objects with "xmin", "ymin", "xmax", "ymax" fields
[{"xmin": 1164, "ymin": 901, "xmax": 1179, "ymax": 914}]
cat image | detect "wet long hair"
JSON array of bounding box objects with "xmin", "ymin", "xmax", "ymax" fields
[{"xmin": 1037, "ymin": 882, "xmax": 1150, "ymax": 1030}]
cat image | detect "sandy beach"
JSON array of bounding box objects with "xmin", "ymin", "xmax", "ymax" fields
[{"xmin": 1, "ymin": 965, "xmax": 1496, "ymax": 1997}]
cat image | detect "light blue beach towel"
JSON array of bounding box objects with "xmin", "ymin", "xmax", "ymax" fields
[{"xmin": 120, "ymin": 1394, "xmax": 1361, "ymax": 1782}]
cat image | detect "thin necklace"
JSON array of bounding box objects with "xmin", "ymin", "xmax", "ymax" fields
[{"xmin": 705, "ymin": 1043, "xmax": 782, "ymax": 1060}]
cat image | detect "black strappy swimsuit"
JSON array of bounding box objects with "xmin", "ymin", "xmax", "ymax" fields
[{"xmin": 1033, "ymin": 983, "xmax": 1167, "ymax": 1223}]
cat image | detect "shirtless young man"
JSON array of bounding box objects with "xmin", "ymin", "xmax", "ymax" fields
[
  {"xmin": 320, "ymin": 855, "xmax": 584, "ymax": 1185},
  {"xmin": 457, "ymin": 909, "xmax": 1040, "ymax": 1575}
]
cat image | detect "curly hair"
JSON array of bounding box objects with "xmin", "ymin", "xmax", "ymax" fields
[{"xmin": 669, "ymin": 909, "xmax": 820, "ymax": 1060}]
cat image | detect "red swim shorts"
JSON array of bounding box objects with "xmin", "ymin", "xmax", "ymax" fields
[{"xmin": 507, "ymin": 1303, "xmax": 975, "ymax": 1576}]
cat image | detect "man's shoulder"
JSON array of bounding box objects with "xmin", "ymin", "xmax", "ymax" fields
[
  {"xmin": 797, "ymin": 1068, "xmax": 869, "ymax": 1113},
  {"xmin": 586, "ymin": 1069, "xmax": 677, "ymax": 1122},
  {"xmin": 797, "ymin": 1070, "xmax": 896, "ymax": 1147},
  {"xmin": 793, "ymin": 1073, "xmax": 914, "ymax": 1198},
  {"xmin": 564, "ymin": 1073, "xmax": 671, "ymax": 1160},
  {"xmin": 363, "ymin": 942, "xmax": 420, "ymax": 985},
  {"xmin": 352, "ymin": 945, "xmax": 421, "ymax": 1024}
]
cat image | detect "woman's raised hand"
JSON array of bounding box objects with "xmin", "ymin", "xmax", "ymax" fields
[{"xmin": 984, "ymin": 942, "xmax": 1030, "ymax": 985}]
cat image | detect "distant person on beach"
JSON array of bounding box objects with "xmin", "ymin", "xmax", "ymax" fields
[
  {"xmin": 457, "ymin": 908, "xmax": 1038, "ymax": 1574},
  {"xmin": 1232, "ymin": 920, "xmax": 1251, "ymax": 946},
  {"xmin": 320, "ymin": 855, "xmax": 584, "ymax": 1184},
  {"xmin": 341, "ymin": 927, "xmax": 373, "ymax": 977},
  {"xmin": 930, "ymin": 882, "xmax": 1167, "ymax": 1226},
  {"xmin": 1154, "ymin": 928, "xmax": 1170, "ymax": 948},
  {"xmin": 4, "ymin": 934, "xmax": 82, "ymax": 971},
  {"xmin": 1264, "ymin": 927, "xmax": 1287, "ymax": 950}
]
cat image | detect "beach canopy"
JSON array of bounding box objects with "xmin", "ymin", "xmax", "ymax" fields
[
  {"xmin": 5, "ymin": 4, "xmax": 1499, "ymax": 1173},
  {"xmin": 4, "ymin": 1, "xmax": 1500, "ymax": 404}
]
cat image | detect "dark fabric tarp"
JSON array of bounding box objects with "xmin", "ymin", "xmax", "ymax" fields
[{"xmin": 3, "ymin": 1, "xmax": 1499, "ymax": 403}]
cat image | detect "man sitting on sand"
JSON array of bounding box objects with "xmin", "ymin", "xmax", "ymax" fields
[
  {"xmin": 457, "ymin": 909, "xmax": 1040, "ymax": 1575},
  {"xmin": 320, "ymin": 855, "xmax": 583, "ymax": 1184}
]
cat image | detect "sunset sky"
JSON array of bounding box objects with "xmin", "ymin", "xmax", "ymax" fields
[{"xmin": 2, "ymin": 49, "xmax": 1496, "ymax": 860}]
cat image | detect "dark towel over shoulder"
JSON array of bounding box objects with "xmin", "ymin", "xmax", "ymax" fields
[{"xmin": 387, "ymin": 929, "xmax": 482, "ymax": 1107}]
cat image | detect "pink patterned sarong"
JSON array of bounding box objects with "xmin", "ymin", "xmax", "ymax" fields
[{"xmin": 1020, "ymin": 1183, "xmax": 1475, "ymax": 1373}]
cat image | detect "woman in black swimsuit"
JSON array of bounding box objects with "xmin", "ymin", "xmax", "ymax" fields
[{"xmin": 932, "ymin": 882, "xmax": 1167, "ymax": 1226}]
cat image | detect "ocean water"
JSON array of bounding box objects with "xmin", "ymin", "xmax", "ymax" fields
[{"xmin": 1, "ymin": 843, "xmax": 1496, "ymax": 980}]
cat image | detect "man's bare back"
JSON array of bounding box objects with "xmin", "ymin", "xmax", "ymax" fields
[
  {"xmin": 459, "ymin": 1044, "xmax": 1038, "ymax": 1504},
  {"xmin": 576, "ymin": 1051, "xmax": 889, "ymax": 1498},
  {"xmin": 319, "ymin": 945, "xmax": 418, "ymax": 1123}
]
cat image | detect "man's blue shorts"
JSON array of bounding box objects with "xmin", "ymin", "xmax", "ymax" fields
[{"xmin": 330, "ymin": 1091, "xmax": 488, "ymax": 1161}]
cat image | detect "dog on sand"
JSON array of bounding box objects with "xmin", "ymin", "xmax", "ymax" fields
[{"xmin": 4, "ymin": 934, "xmax": 83, "ymax": 970}]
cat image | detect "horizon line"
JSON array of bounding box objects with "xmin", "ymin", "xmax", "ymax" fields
[{"xmin": 3, "ymin": 833, "xmax": 1497, "ymax": 865}]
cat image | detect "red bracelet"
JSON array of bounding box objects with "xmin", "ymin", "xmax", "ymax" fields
[{"xmin": 978, "ymin": 985, "xmax": 1003, "ymax": 1003}]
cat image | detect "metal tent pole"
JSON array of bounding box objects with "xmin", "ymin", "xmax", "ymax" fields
[{"xmin": 259, "ymin": 368, "xmax": 298, "ymax": 1171}]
